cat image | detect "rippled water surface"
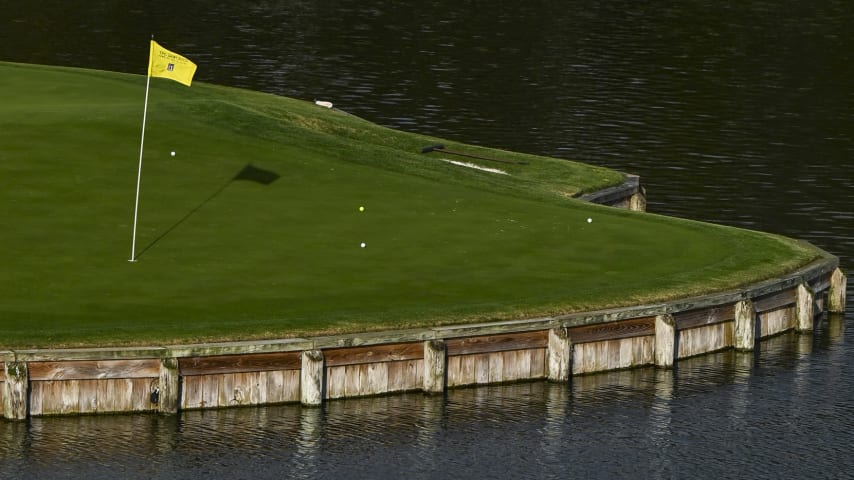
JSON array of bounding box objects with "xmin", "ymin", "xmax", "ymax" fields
[{"xmin": 1, "ymin": 1, "xmax": 852, "ymax": 478}]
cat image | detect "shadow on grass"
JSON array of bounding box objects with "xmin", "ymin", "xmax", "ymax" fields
[{"xmin": 135, "ymin": 163, "xmax": 280, "ymax": 259}]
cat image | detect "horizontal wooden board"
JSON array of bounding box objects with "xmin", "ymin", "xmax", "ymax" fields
[
  {"xmin": 678, "ymin": 322, "xmax": 734, "ymax": 359},
  {"xmin": 674, "ymin": 305, "xmax": 735, "ymax": 330},
  {"xmin": 759, "ymin": 307, "xmax": 795, "ymax": 338},
  {"xmin": 572, "ymin": 336, "xmax": 654, "ymax": 375},
  {"xmin": 179, "ymin": 351, "xmax": 301, "ymax": 375},
  {"xmin": 324, "ymin": 342, "xmax": 423, "ymax": 367},
  {"xmin": 753, "ymin": 288, "xmax": 797, "ymax": 313},
  {"xmin": 445, "ymin": 330, "xmax": 547, "ymax": 356},
  {"xmin": 567, "ymin": 317, "xmax": 655, "ymax": 344},
  {"xmin": 28, "ymin": 359, "xmax": 160, "ymax": 381},
  {"xmin": 809, "ymin": 273, "xmax": 832, "ymax": 293},
  {"xmin": 30, "ymin": 378, "xmax": 154, "ymax": 415},
  {"xmin": 446, "ymin": 348, "xmax": 546, "ymax": 387}
]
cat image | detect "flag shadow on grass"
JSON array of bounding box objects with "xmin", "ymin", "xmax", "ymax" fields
[{"xmin": 135, "ymin": 163, "xmax": 280, "ymax": 259}]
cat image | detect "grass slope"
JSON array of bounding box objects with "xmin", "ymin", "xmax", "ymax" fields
[{"xmin": 0, "ymin": 62, "xmax": 824, "ymax": 348}]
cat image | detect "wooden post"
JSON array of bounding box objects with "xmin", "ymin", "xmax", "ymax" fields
[
  {"xmin": 796, "ymin": 282, "xmax": 814, "ymax": 333},
  {"xmin": 654, "ymin": 314, "xmax": 676, "ymax": 368},
  {"xmin": 422, "ymin": 340, "xmax": 446, "ymax": 394},
  {"xmin": 629, "ymin": 189, "xmax": 646, "ymax": 212},
  {"xmin": 734, "ymin": 299, "xmax": 756, "ymax": 351},
  {"xmin": 829, "ymin": 268, "xmax": 847, "ymax": 313},
  {"xmin": 300, "ymin": 350, "xmax": 324, "ymax": 406},
  {"xmin": 157, "ymin": 357, "xmax": 180, "ymax": 414},
  {"xmin": 3, "ymin": 361, "xmax": 29, "ymax": 420},
  {"xmin": 547, "ymin": 328, "xmax": 572, "ymax": 382}
]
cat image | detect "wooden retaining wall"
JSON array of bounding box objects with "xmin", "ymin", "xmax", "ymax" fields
[{"xmin": 1, "ymin": 259, "xmax": 846, "ymax": 420}]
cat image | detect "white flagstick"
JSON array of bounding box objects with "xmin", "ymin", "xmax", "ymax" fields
[{"xmin": 129, "ymin": 40, "xmax": 154, "ymax": 262}]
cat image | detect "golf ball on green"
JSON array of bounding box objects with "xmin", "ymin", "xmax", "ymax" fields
[
  {"xmin": 170, "ymin": 151, "xmax": 175, "ymax": 156},
  {"xmin": 360, "ymin": 242, "xmax": 366, "ymax": 248},
  {"xmin": 587, "ymin": 217, "xmax": 592, "ymax": 223},
  {"xmin": 359, "ymin": 206, "xmax": 365, "ymax": 212}
]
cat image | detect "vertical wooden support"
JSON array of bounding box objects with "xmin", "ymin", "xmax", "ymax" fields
[
  {"xmin": 734, "ymin": 299, "xmax": 756, "ymax": 351},
  {"xmin": 158, "ymin": 357, "xmax": 180, "ymax": 414},
  {"xmin": 629, "ymin": 189, "xmax": 646, "ymax": 212},
  {"xmin": 654, "ymin": 314, "xmax": 676, "ymax": 368},
  {"xmin": 829, "ymin": 268, "xmax": 847, "ymax": 313},
  {"xmin": 796, "ymin": 282, "xmax": 814, "ymax": 332},
  {"xmin": 547, "ymin": 328, "xmax": 572, "ymax": 382},
  {"xmin": 300, "ymin": 350, "xmax": 324, "ymax": 406},
  {"xmin": 3, "ymin": 361, "xmax": 29, "ymax": 420},
  {"xmin": 422, "ymin": 340, "xmax": 446, "ymax": 394}
]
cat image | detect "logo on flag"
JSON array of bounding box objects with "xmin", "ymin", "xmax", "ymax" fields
[{"xmin": 147, "ymin": 40, "xmax": 197, "ymax": 86}]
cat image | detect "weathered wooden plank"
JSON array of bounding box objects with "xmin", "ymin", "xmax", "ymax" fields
[
  {"xmin": 326, "ymin": 366, "xmax": 346, "ymax": 399},
  {"xmin": 78, "ymin": 379, "xmax": 98, "ymax": 413},
  {"xmin": 567, "ymin": 317, "xmax": 655, "ymax": 344},
  {"xmin": 251, "ymin": 371, "xmax": 270, "ymax": 405},
  {"xmin": 634, "ymin": 336, "xmax": 655, "ymax": 367},
  {"xmin": 264, "ymin": 370, "xmax": 280, "ymax": 403},
  {"xmin": 365, "ymin": 363, "xmax": 388, "ymax": 396},
  {"xmin": 510, "ymin": 350, "xmax": 531, "ymax": 382},
  {"xmin": 446, "ymin": 355, "xmax": 461, "ymax": 387},
  {"xmin": 101, "ymin": 379, "xmax": 117, "ymax": 413},
  {"xmin": 474, "ymin": 353, "xmax": 490, "ymax": 384},
  {"xmin": 204, "ymin": 374, "xmax": 220, "ymax": 409},
  {"xmin": 181, "ymin": 376, "xmax": 203, "ymax": 409},
  {"xmin": 674, "ymin": 305, "xmax": 735, "ymax": 330},
  {"xmin": 28, "ymin": 359, "xmax": 160, "ymax": 381},
  {"xmin": 500, "ymin": 351, "xmax": 515, "ymax": 382},
  {"xmin": 459, "ymin": 355, "xmax": 476, "ymax": 385},
  {"xmin": 530, "ymin": 348, "xmax": 546, "ymax": 378},
  {"xmin": 113, "ymin": 378, "xmax": 135, "ymax": 413},
  {"xmin": 178, "ymin": 351, "xmax": 301, "ymax": 376},
  {"xmin": 678, "ymin": 323, "xmax": 733, "ymax": 358},
  {"xmin": 759, "ymin": 306, "xmax": 795, "ymax": 338},
  {"xmin": 387, "ymin": 360, "xmax": 406, "ymax": 392},
  {"xmin": 488, "ymin": 351, "xmax": 504, "ymax": 384},
  {"xmin": 29, "ymin": 381, "xmax": 44, "ymax": 416},
  {"xmin": 219, "ymin": 372, "xmax": 235, "ymax": 407},
  {"xmin": 323, "ymin": 342, "xmax": 424, "ymax": 367},
  {"xmin": 344, "ymin": 364, "xmax": 362, "ymax": 397},
  {"xmin": 753, "ymin": 288, "xmax": 797, "ymax": 313},
  {"xmin": 59, "ymin": 379, "xmax": 80, "ymax": 415},
  {"xmin": 445, "ymin": 330, "xmax": 547, "ymax": 356},
  {"xmin": 282, "ymin": 370, "xmax": 300, "ymax": 403},
  {"xmin": 131, "ymin": 378, "xmax": 151, "ymax": 412},
  {"xmin": 387, "ymin": 359, "xmax": 421, "ymax": 392}
]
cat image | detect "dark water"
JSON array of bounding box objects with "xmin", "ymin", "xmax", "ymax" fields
[{"xmin": 1, "ymin": 1, "xmax": 852, "ymax": 478}]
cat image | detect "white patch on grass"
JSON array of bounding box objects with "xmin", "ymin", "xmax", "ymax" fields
[{"xmin": 441, "ymin": 159, "xmax": 509, "ymax": 175}]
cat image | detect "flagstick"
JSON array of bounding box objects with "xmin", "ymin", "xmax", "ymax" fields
[{"xmin": 129, "ymin": 42, "xmax": 154, "ymax": 262}]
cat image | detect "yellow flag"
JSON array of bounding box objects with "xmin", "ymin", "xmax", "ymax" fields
[{"xmin": 148, "ymin": 40, "xmax": 197, "ymax": 86}]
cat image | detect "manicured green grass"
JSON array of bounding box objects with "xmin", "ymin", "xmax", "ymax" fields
[{"xmin": 0, "ymin": 62, "xmax": 824, "ymax": 349}]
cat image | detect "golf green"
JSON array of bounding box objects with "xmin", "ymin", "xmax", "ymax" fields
[{"xmin": 0, "ymin": 62, "xmax": 824, "ymax": 349}]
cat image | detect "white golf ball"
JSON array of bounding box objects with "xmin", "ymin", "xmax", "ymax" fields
[
  {"xmin": 587, "ymin": 217, "xmax": 592, "ymax": 223},
  {"xmin": 360, "ymin": 242, "xmax": 366, "ymax": 248},
  {"xmin": 170, "ymin": 151, "xmax": 176, "ymax": 157}
]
